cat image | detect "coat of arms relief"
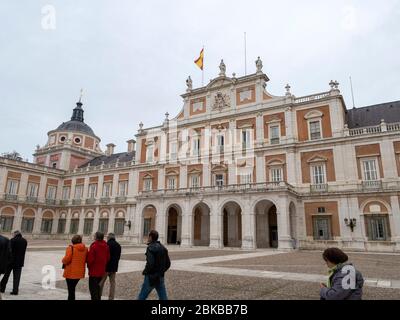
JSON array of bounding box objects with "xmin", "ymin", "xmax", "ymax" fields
[{"xmin": 212, "ymin": 92, "xmax": 230, "ymax": 111}]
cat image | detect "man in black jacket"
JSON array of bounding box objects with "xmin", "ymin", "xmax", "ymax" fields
[
  {"xmin": 99, "ymin": 233, "xmax": 121, "ymax": 300},
  {"xmin": 138, "ymin": 230, "xmax": 171, "ymax": 300},
  {"xmin": 0, "ymin": 234, "xmax": 11, "ymax": 300},
  {"xmin": 0, "ymin": 230, "xmax": 27, "ymax": 295}
]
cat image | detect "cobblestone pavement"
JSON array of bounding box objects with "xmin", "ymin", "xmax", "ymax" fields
[
  {"xmin": 2, "ymin": 246, "xmax": 400, "ymax": 300},
  {"xmin": 204, "ymin": 251, "xmax": 400, "ymax": 280}
]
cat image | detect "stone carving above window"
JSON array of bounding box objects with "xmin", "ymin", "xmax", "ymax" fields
[
  {"xmin": 212, "ymin": 92, "xmax": 230, "ymax": 111},
  {"xmin": 239, "ymin": 89, "xmax": 252, "ymax": 102}
]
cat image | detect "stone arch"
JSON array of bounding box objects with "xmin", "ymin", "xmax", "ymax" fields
[
  {"xmin": 192, "ymin": 202, "xmax": 210, "ymax": 246},
  {"xmin": 0, "ymin": 206, "xmax": 16, "ymax": 216},
  {"xmin": 254, "ymin": 199, "xmax": 278, "ymax": 248},
  {"xmin": 221, "ymin": 200, "xmax": 242, "ymax": 247},
  {"xmin": 142, "ymin": 204, "xmax": 157, "ymax": 243},
  {"xmin": 21, "ymin": 208, "xmax": 36, "ymax": 234},
  {"xmin": 218, "ymin": 198, "xmax": 246, "ymax": 215},
  {"xmin": 0, "ymin": 206, "xmax": 16, "ymax": 232},
  {"xmin": 166, "ymin": 204, "xmax": 182, "ymax": 244},
  {"xmin": 289, "ymin": 201, "xmax": 297, "ymax": 248},
  {"xmin": 41, "ymin": 210, "xmax": 54, "ymax": 234},
  {"xmin": 360, "ymin": 199, "xmax": 392, "ymax": 241},
  {"xmin": 99, "ymin": 210, "xmax": 110, "ymax": 234}
]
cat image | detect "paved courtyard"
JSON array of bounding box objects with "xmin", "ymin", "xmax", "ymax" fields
[{"xmin": 1, "ymin": 240, "xmax": 400, "ymax": 300}]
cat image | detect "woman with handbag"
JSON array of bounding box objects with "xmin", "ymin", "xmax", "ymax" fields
[{"xmin": 61, "ymin": 235, "xmax": 88, "ymax": 300}]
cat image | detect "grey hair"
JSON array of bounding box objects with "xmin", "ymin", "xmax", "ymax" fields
[{"xmin": 107, "ymin": 233, "xmax": 116, "ymax": 240}]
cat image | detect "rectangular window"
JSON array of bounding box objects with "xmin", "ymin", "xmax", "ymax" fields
[
  {"xmin": 99, "ymin": 219, "xmax": 109, "ymax": 234},
  {"xmin": 270, "ymin": 125, "xmax": 280, "ymax": 144},
  {"xmin": 367, "ymin": 216, "xmax": 388, "ymax": 241},
  {"xmin": 57, "ymin": 219, "xmax": 66, "ymax": 234},
  {"xmin": 88, "ymin": 184, "xmax": 97, "ymax": 198},
  {"xmin": 309, "ymin": 120, "xmax": 322, "ymax": 140},
  {"xmin": 241, "ymin": 173, "xmax": 252, "ymax": 184},
  {"xmin": 6, "ymin": 179, "xmax": 18, "ymax": 195},
  {"xmin": 69, "ymin": 219, "xmax": 79, "ymax": 234},
  {"xmin": 46, "ymin": 185, "xmax": 57, "ymax": 199},
  {"xmin": 217, "ymin": 135, "xmax": 225, "ymax": 153},
  {"xmin": 146, "ymin": 145, "xmax": 154, "ymax": 162},
  {"xmin": 143, "ymin": 218, "xmax": 151, "ymax": 237},
  {"xmin": 62, "ymin": 186, "xmax": 70, "ymax": 200},
  {"xmin": 0, "ymin": 216, "xmax": 14, "ymax": 232},
  {"xmin": 41, "ymin": 219, "xmax": 53, "ymax": 233},
  {"xmin": 311, "ymin": 164, "xmax": 326, "ymax": 185},
  {"xmin": 144, "ymin": 178, "xmax": 152, "ymax": 191},
  {"xmin": 167, "ymin": 177, "xmax": 176, "ymax": 190},
  {"xmin": 114, "ymin": 219, "xmax": 125, "ymax": 236},
  {"xmin": 118, "ymin": 181, "xmax": 128, "ymax": 196},
  {"xmin": 170, "ymin": 142, "xmax": 177, "ymax": 160},
  {"xmin": 190, "ymin": 175, "xmax": 200, "ymax": 188},
  {"xmin": 21, "ymin": 218, "xmax": 34, "ymax": 233},
  {"xmin": 27, "ymin": 183, "xmax": 39, "ymax": 197},
  {"xmin": 270, "ymin": 168, "xmax": 282, "ymax": 182},
  {"xmin": 83, "ymin": 219, "xmax": 93, "ymax": 235},
  {"xmin": 192, "ymin": 137, "xmax": 200, "ymax": 156},
  {"xmin": 102, "ymin": 183, "xmax": 112, "ymax": 197},
  {"xmin": 215, "ymin": 174, "xmax": 224, "ymax": 187},
  {"xmin": 242, "ymin": 130, "xmax": 251, "ymax": 150},
  {"xmin": 74, "ymin": 185, "xmax": 83, "ymax": 199},
  {"xmin": 313, "ymin": 217, "xmax": 331, "ymax": 240},
  {"xmin": 362, "ymin": 159, "xmax": 378, "ymax": 181}
]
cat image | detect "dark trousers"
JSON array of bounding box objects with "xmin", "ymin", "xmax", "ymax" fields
[
  {"xmin": 66, "ymin": 278, "xmax": 80, "ymax": 300},
  {"xmin": 0, "ymin": 267, "xmax": 22, "ymax": 293},
  {"xmin": 89, "ymin": 276, "xmax": 103, "ymax": 300}
]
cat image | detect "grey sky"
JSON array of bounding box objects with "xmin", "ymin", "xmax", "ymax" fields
[{"xmin": 1, "ymin": 0, "xmax": 399, "ymax": 161}]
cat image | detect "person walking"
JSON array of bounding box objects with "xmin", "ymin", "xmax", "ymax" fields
[
  {"xmin": 320, "ymin": 247, "xmax": 364, "ymax": 300},
  {"xmin": 138, "ymin": 230, "xmax": 171, "ymax": 300},
  {"xmin": 99, "ymin": 233, "xmax": 121, "ymax": 300},
  {"xmin": 0, "ymin": 231, "xmax": 27, "ymax": 295},
  {"xmin": 0, "ymin": 234, "xmax": 11, "ymax": 300},
  {"xmin": 87, "ymin": 231, "xmax": 110, "ymax": 300},
  {"xmin": 61, "ymin": 235, "xmax": 88, "ymax": 300}
]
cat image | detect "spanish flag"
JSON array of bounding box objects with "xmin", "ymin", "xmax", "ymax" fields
[{"xmin": 194, "ymin": 48, "xmax": 204, "ymax": 70}]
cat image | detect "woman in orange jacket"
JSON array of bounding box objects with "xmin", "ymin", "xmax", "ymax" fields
[{"xmin": 62, "ymin": 235, "xmax": 88, "ymax": 300}]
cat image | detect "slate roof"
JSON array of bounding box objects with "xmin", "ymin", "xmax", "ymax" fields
[
  {"xmin": 345, "ymin": 100, "xmax": 400, "ymax": 128},
  {"xmin": 79, "ymin": 152, "xmax": 135, "ymax": 168},
  {"xmin": 56, "ymin": 120, "xmax": 96, "ymax": 136}
]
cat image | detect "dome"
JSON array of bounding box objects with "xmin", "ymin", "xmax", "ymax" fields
[{"xmin": 53, "ymin": 101, "xmax": 99, "ymax": 139}]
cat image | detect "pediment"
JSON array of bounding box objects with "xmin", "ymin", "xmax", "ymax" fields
[
  {"xmin": 206, "ymin": 76, "xmax": 234, "ymax": 90},
  {"xmin": 304, "ymin": 109, "xmax": 323, "ymax": 120},
  {"xmin": 307, "ymin": 155, "xmax": 327, "ymax": 163}
]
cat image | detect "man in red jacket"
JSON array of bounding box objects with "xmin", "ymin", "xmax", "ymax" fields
[{"xmin": 87, "ymin": 231, "xmax": 110, "ymax": 300}]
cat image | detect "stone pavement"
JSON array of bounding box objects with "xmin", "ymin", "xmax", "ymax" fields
[{"xmin": 1, "ymin": 246, "xmax": 400, "ymax": 300}]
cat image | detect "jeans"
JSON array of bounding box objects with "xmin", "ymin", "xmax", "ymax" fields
[
  {"xmin": 99, "ymin": 272, "xmax": 116, "ymax": 300},
  {"xmin": 138, "ymin": 275, "xmax": 168, "ymax": 300},
  {"xmin": 0, "ymin": 267, "xmax": 22, "ymax": 294},
  {"xmin": 66, "ymin": 278, "xmax": 80, "ymax": 300},
  {"xmin": 89, "ymin": 276, "xmax": 103, "ymax": 300}
]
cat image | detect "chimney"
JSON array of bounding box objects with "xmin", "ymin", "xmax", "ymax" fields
[
  {"xmin": 106, "ymin": 143, "xmax": 116, "ymax": 156},
  {"xmin": 127, "ymin": 139, "xmax": 136, "ymax": 153}
]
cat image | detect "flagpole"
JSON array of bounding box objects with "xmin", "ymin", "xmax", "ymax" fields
[
  {"xmin": 244, "ymin": 32, "xmax": 247, "ymax": 75},
  {"xmin": 202, "ymin": 45, "xmax": 204, "ymax": 86}
]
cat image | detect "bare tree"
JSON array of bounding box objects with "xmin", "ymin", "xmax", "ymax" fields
[{"xmin": 1, "ymin": 151, "xmax": 23, "ymax": 161}]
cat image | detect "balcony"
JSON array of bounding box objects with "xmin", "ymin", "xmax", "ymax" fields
[
  {"xmin": 60, "ymin": 200, "xmax": 69, "ymax": 206},
  {"xmin": 25, "ymin": 196, "xmax": 38, "ymax": 203},
  {"xmin": 310, "ymin": 184, "xmax": 328, "ymax": 193},
  {"xmin": 115, "ymin": 196, "xmax": 127, "ymax": 203},
  {"xmin": 362, "ymin": 180, "xmax": 382, "ymax": 191},
  {"xmin": 86, "ymin": 198, "xmax": 96, "ymax": 205},
  {"xmin": 100, "ymin": 197, "xmax": 110, "ymax": 204},
  {"xmin": 4, "ymin": 194, "xmax": 18, "ymax": 201},
  {"xmin": 45, "ymin": 199, "xmax": 56, "ymax": 205},
  {"xmin": 72, "ymin": 199, "xmax": 82, "ymax": 205}
]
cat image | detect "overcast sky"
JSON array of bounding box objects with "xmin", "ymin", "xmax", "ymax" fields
[{"xmin": 1, "ymin": 0, "xmax": 399, "ymax": 161}]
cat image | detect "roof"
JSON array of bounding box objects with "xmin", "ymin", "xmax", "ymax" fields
[
  {"xmin": 56, "ymin": 120, "xmax": 96, "ymax": 136},
  {"xmin": 345, "ymin": 100, "xmax": 400, "ymax": 128},
  {"xmin": 79, "ymin": 152, "xmax": 135, "ymax": 168}
]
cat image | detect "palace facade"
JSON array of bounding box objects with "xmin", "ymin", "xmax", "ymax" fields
[{"xmin": 1, "ymin": 58, "xmax": 400, "ymax": 252}]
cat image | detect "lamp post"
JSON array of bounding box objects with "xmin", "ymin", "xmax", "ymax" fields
[{"xmin": 344, "ymin": 218, "xmax": 357, "ymax": 232}]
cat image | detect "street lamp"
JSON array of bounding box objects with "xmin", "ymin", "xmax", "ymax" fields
[{"xmin": 344, "ymin": 218, "xmax": 357, "ymax": 232}]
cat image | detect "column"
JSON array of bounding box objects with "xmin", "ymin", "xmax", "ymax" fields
[
  {"xmin": 82, "ymin": 177, "xmax": 89, "ymax": 202},
  {"xmin": 284, "ymin": 106, "xmax": 294, "ymax": 143},
  {"xmin": 38, "ymin": 176, "xmax": 47, "ymax": 202},
  {"xmin": 276, "ymin": 195, "xmax": 293, "ymax": 250},
  {"xmin": 98, "ymin": 175, "xmax": 104, "ymax": 199},
  {"xmin": 209, "ymin": 205, "xmax": 222, "ymax": 248},
  {"xmin": 381, "ymin": 141, "xmax": 397, "ymax": 180},
  {"xmin": 390, "ymin": 195, "xmax": 400, "ymax": 251},
  {"xmin": 203, "ymin": 163, "xmax": 210, "ymax": 187},
  {"xmin": 65, "ymin": 208, "xmax": 72, "ymax": 235},
  {"xmin": 51, "ymin": 209, "xmax": 59, "ymax": 234},
  {"xmin": 156, "ymin": 202, "xmax": 166, "ymax": 243},
  {"xmin": 158, "ymin": 168, "xmax": 165, "ymax": 190},
  {"xmin": 12, "ymin": 205, "xmax": 23, "ymax": 231},
  {"xmin": 112, "ymin": 173, "xmax": 119, "ymax": 198},
  {"xmin": 180, "ymin": 165, "xmax": 187, "ymax": 189},
  {"xmin": 18, "ymin": 173, "xmax": 28, "ymax": 200},
  {"xmin": 346, "ymin": 197, "xmax": 365, "ymax": 249},
  {"xmin": 286, "ymin": 148, "xmax": 296, "ymax": 185},
  {"xmin": 33, "ymin": 207, "xmax": 43, "ymax": 235},
  {"xmin": 255, "ymin": 112, "xmax": 263, "ymax": 146},
  {"xmin": 78, "ymin": 208, "xmax": 85, "ymax": 235},
  {"xmin": 180, "ymin": 199, "xmax": 192, "ymax": 247},
  {"xmin": 93, "ymin": 207, "xmax": 100, "ymax": 234},
  {"xmin": 133, "ymin": 204, "xmax": 143, "ymax": 244},
  {"xmin": 0, "ymin": 166, "xmax": 7, "ymax": 197},
  {"xmin": 255, "ymin": 155, "xmax": 265, "ymax": 183},
  {"xmin": 108, "ymin": 207, "xmax": 115, "ymax": 234},
  {"xmin": 241, "ymin": 201, "xmax": 256, "ymax": 249}
]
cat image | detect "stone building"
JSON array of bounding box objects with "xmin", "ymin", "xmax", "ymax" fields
[{"xmin": 1, "ymin": 58, "xmax": 400, "ymax": 252}]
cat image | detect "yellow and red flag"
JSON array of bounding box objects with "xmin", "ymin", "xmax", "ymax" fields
[{"xmin": 194, "ymin": 48, "xmax": 204, "ymax": 70}]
